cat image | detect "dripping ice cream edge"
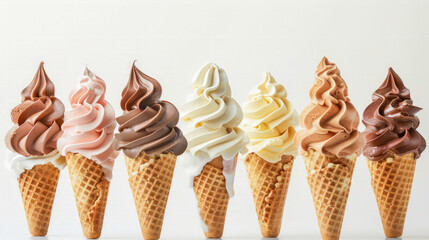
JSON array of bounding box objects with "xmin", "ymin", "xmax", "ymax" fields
[
  {"xmin": 182, "ymin": 152, "xmax": 238, "ymax": 198},
  {"xmin": 5, "ymin": 150, "xmax": 66, "ymax": 177},
  {"xmin": 182, "ymin": 151, "xmax": 238, "ymax": 234}
]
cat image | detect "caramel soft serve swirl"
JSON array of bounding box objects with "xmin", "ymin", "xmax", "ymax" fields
[
  {"xmin": 6, "ymin": 62, "xmax": 64, "ymax": 157},
  {"xmin": 114, "ymin": 62, "xmax": 187, "ymax": 158},
  {"xmin": 363, "ymin": 68, "xmax": 426, "ymax": 161},
  {"xmin": 294, "ymin": 57, "xmax": 364, "ymax": 157}
]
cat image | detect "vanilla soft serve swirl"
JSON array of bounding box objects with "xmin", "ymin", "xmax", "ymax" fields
[
  {"xmin": 243, "ymin": 72, "xmax": 298, "ymax": 162},
  {"xmin": 181, "ymin": 63, "xmax": 248, "ymax": 197}
]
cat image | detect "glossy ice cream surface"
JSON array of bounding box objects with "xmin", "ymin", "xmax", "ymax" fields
[
  {"xmin": 362, "ymin": 68, "xmax": 426, "ymax": 161},
  {"xmin": 114, "ymin": 62, "xmax": 187, "ymax": 158},
  {"xmin": 242, "ymin": 72, "xmax": 298, "ymax": 162},
  {"xmin": 294, "ymin": 57, "xmax": 365, "ymax": 158},
  {"xmin": 181, "ymin": 63, "xmax": 249, "ymax": 197},
  {"xmin": 57, "ymin": 67, "xmax": 118, "ymax": 180},
  {"xmin": 5, "ymin": 62, "xmax": 66, "ymax": 176}
]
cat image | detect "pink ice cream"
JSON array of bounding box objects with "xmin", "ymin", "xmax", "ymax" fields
[{"xmin": 57, "ymin": 67, "xmax": 118, "ymax": 180}]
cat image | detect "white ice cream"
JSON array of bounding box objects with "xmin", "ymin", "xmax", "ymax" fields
[
  {"xmin": 181, "ymin": 63, "xmax": 249, "ymax": 232},
  {"xmin": 6, "ymin": 150, "xmax": 66, "ymax": 177}
]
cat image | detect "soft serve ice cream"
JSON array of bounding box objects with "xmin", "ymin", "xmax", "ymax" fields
[
  {"xmin": 362, "ymin": 68, "xmax": 426, "ymax": 238},
  {"xmin": 4, "ymin": 62, "xmax": 66, "ymax": 236},
  {"xmin": 241, "ymin": 72, "xmax": 298, "ymax": 237},
  {"xmin": 363, "ymin": 68, "xmax": 426, "ymax": 160},
  {"xmin": 113, "ymin": 62, "xmax": 188, "ymax": 239},
  {"xmin": 181, "ymin": 63, "xmax": 248, "ymax": 237},
  {"xmin": 242, "ymin": 72, "xmax": 298, "ymax": 162},
  {"xmin": 114, "ymin": 62, "xmax": 187, "ymax": 158},
  {"xmin": 5, "ymin": 62, "xmax": 66, "ymax": 176},
  {"xmin": 293, "ymin": 57, "xmax": 365, "ymax": 240},
  {"xmin": 57, "ymin": 67, "xmax": 118, "ymax": 180},
  {"xmin": 181, "ymin": 63, "xmax": 249, "ymax": 196},
  {"xmin": 294, "ymin": 57, "xmax": 365, "ymax": 157}
]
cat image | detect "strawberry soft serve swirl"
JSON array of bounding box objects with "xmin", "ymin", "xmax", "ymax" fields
[{"xmin": 57, "ymin": 67, "xmax": 118, "ymax": 180}]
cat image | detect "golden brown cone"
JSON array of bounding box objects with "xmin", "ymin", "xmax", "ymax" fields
[
  {"xmin": 367, "ymin": 153, "xmax": 416, "ymax": 238},
  {"xmin": 244, "ymin": 153, "xmax": 294, "ymax": 237},
  {"xmin": 18, "ymin": 162, "xmax": 60, "ymax": 236},
  {"xmin": 303, "ymin": 149, "xmax": 356, "ymax": 240},
  {"xmin": 193, "ymin": 156, "xmax": 232, "ymax": 238},
  {"xmin": 66, "ymin": 153, "xmax": 110, "ymax": 239},
  {"xmin": 124, "ymin": 152, "xmax": 177, "ymax": 240}
]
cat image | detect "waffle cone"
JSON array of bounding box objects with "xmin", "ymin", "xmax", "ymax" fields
[
  {"xmin": 367, "ymin": 153, "xmax": 416, "ymax": 238},
  {"xmin": 303, "ymin": 149, "xmax": 356, "ymax": 240},
  {"xmin": 193, "ymin": 156, "xmax": 231, "ymax": 238},
  {"xmin": 18, "ymin": 162, "xmax": 61, "ymax": 236},
  {"xmin": 66, "ymin": 153, "xmax": 110, "ymax": 239},
  {"xmin": 124, "ymin": 152, "xmax": 177, "ymax": 240},
  {"xmin": 244, "ymin": 153, "xmax": 294, "ymax": 237}
]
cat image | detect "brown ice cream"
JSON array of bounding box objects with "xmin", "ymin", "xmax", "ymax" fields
[
  {"xmin": 114, "ymin": 62, "xmax": 187, "ymax": 158},
  {"xmin": 294, "ymin": 57, "xmax": 365, "ymax": 157},
  {"xmin": 362, "ymin": 68, "xmax": 425, "ymax": 161},
  {"xmin": 5, "ymin": 62, "xmax": 64, "ymax": 157}
]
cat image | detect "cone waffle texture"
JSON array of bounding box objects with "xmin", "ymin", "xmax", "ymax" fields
[
  {"xmin": 124, "ymin": 152, "xmax": 177, "ymax": 240},
  {"xmin": 244, "ymin": 153, "xmax": 294, "ymax": 237},
  {"xmin": 193, "ymin": 156, "xmax": 230, "ymax": 238},
  {"xmin": 367, "ymin": 152, "xmax": 416, "ymax": 238},
  {"xmin": 303, "ymin": 149, "xmax": 356, "ymax": 240},
  {"xmin": 18, "ymin": 162, "xmax": 60, "ymax": 236},
  {"xmin": 66, "ymin": 153, "xmax": 110, "ymax": 239}
]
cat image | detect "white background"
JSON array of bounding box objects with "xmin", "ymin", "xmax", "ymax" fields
[{"xmin": 1, "ymin": 0, "xmax": 429, "ymax": 239}]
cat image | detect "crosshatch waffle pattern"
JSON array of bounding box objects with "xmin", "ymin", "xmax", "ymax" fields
[
  {"xmin": 367, "ymin": 153, "xmax": 416, "ymax": 238},
  {"xmin": 244, "ymin": 153, "xmax": 294, "ymax": 238},
  {"xmin": 125, "ymin": 152, "xmax": 177, "ymax": 240},
  {"xmin": 193, "ymin": 156, "xmax": 229, "ymax": 238},
  {"xmin": 18, "ymin": 162, "xmax": 60, "ymax": 236},
  {"xmin": 66, "ymin": 153, "xmax": 110, "ymax": 239},
  {"xmin": 303, "ymin": 149, "xmax": 356, "ymax": 240}
]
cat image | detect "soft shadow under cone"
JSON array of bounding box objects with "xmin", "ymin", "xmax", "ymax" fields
[
  {"xmin": 125, "ymin": 152, "xmax": 177, "ymax": 240},
  {"xmin": 18, "ymin": 162, "xmax": 60, "ymax": 236},
  {"xmin": 193, "ymin": 156, "xmax": 230, "ymax": 238},
  {"xmin": 303, "ymin": 150, "xmax": 356, "ymax": 240},
  {"xmin": 244, "ymin": 153, "xmax": 294, "ymax": 238},
  {"xmin": 367, "ymin": 153, "xmax": 416, "ymax": 238},
  {"xmin": 66, "ymin": 153, "xmax": 110, "ymax": 239}
]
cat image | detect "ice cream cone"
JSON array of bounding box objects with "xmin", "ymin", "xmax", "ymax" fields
[
  {"xmin": 124, "ymin": 152, "xmax": 177, "ymax": 240},
  {"xmin": 367, "ymin": 152, "xmax": 416, "ymax": 238},
  {"xmin": 303, "ymin": 149, "xmax": 356, "ymax": 240},
  {"xmin": 66, "ymin": 153, "xmax": 110, "ymax": 239},
  {"xmin": 243, "ymin": 153, "xmax": 294, "ymax": 237},
  {"xmin": 18, "ymin": 162, "xmax": 61, "ymax": 236},
  {"xmin": 193, "ymin": 156, "xmax": 230, "ymax": 238}
]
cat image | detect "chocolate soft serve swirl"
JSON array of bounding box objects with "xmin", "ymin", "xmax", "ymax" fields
[
  {"xmin": 294, "ymin": 57, "xmax": 364, "ymax": 157},
  {"xmin": 114, "ymin": 62, "xmax": 187, "ymax": 158},
  {"xmin": 363, "ymin": 68, "xmax": 426, "ymax": 161},
  {"xmin": 5, "ymin": 62, "xmax": 65, "ymax": 157}
]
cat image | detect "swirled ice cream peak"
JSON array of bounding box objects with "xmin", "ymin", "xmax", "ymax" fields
[
  {"xmin": 57, "ymin": 66, "xmax": 118, "ymax": 180},
  {"xmin": 243, "ymin": 72, "xmax": 298, "ymax": 162},
  {"xmin": 181, "ymin": 63, "xmax": 249, "ymax": 197},
  {"xmin": 362, "ymin": 68, "xmax": 426, "ymax": 161},
  {"xmin": 114, "ymin": 62, "xmax": 187, "ymax": 158},
  {"xmin": 5, "ymin": 62, "xmax": 65, "ymax": 175},
  {"xmin": 294, "ymin": 57, "xmax": 364, "ymax": 158}
]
